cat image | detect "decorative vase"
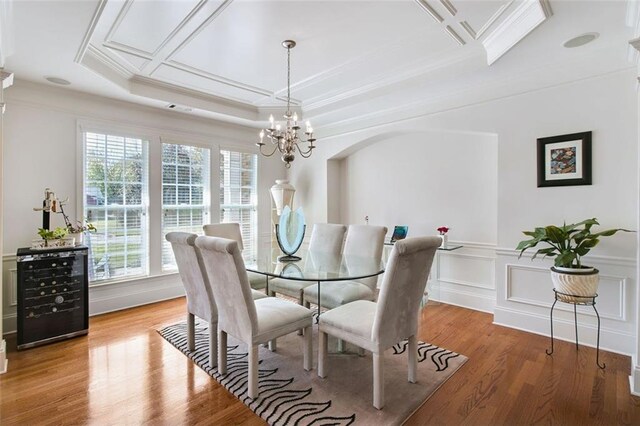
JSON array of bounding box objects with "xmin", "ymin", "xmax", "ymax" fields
[
  {"xmin": 550, "ymin": 266, "xmax": 599, "ymax": 303},
  {"xmin": 439, "ymin": 234, "xmax": 448, "ymax": 248},
  {"xmin": 270, "ymin": 180, "xmax": 295, "ymax": 216}
]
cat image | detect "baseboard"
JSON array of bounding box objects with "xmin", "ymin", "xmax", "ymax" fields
[
  {"xmin": 494, "ymin": 306, "xmax": 634, "ymax": 356},
  {"xmin": 630, "ymin": 365, "xmax": 640, "ymax": 396},
  {"xmin": 0, "ymin": 339, "xmax": 6, "ymax": 374},
  {"xmin": 433, "ymin": 285, "xmax": 495, "ymax": 314}
]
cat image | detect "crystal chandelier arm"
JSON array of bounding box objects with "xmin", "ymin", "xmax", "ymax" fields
[{"xmin": 296, "ymin": 142, "xmax": 315, "ymax": 158}]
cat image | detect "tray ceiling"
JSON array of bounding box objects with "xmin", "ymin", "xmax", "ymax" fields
[{"xmin": 2, "ymin": 0, "xmax": 636, "ymax": 131}]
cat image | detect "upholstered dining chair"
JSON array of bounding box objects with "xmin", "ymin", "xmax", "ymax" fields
[
  {"xmin": 165, "ymin": 232, "xmax": 267, "ymax": 368},
  {"xmin": 303, "ymin": 224, "xmax": 387, "ymax": 310},
  {"xmin": 269, "ymin": 223, "xmax": 347, "ymax": 304},
  {"xmin": 195, "ymin": 235, "xmax": 313, "ymax": 400},
  {"xmin": 203, "ymin": 223, "xmax": 266, "ymax": 291},
  {"xmin": 317, "ymin": 236, "xmax": 440, "ymax": 409}
]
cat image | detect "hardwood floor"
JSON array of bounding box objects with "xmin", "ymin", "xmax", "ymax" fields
[{"xmin": 1, "ymin": 297, "xmax": 639, "ymax": 425}]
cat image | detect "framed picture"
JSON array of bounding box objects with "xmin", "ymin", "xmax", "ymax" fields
[
  {"xmin": 390, "ymin": 225, "xmax": 408, "ymax": 243},
  {"xmin": 537, "ymin": 131, "xmax": 592, "ymax": 187}
]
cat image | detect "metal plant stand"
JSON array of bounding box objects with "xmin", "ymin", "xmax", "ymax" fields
[{"xmin": 546, "ymin": 289, "xmax": 605, "ymax": 369}]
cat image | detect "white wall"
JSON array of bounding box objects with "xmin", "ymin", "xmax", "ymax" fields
[
  {"xmin": 289, "ymin": 69, "xmax": 638, "ymax": 355},
  {"xmin": 337, "ymin": 130, "xmax": 498, "ymax": 243},
  {"xmin": 1, "ymin": 80, "xmax": 285, "ymax": 333}
]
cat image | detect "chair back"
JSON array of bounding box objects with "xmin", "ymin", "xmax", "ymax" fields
[
  {"xmin": 372, "ymin": 237, "xmax": 440, "ymax": 347},
  {"xmin": 203, "ymin": 223, "xmax": 244, "ymax": 251},
  {"xmin": 308, "ymin": 223, "xmax": 347, "ymax": 253},
  {"xmin": 343, "ymin": 225, "xmax": 387, "ymax": 290},
  {"xmin": 165, "ymin": 232, "xmax": 217, "ymax": 322},
  {"xmin": 195, "ymin": 236, "xmax": 257, "ymax": 342}
]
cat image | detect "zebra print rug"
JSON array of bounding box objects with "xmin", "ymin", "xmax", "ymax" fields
[{"xmin": 158, "ymin": 320, "xmax": 467, "ymax": 425}]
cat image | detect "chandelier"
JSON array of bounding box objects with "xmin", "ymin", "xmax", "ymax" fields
[{"xmin": 257, "ymin": 40, "xmax": 316, "ymax": 168}]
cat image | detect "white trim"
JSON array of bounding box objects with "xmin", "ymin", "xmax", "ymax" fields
[
  {"xmin": 482, "ymin": 0, "xmax": 552, "ymax": 65},
  {"xmin": 73, "ymin": 0, "xmax": 108, "ymax": 63},
  {"xmin": 494, "ymin": 305, "xmax": 635, "ymax": 356},
  {"xmin": 496, "ymin": 246, "xmax": 637, "ymax": 268},
  {"xmin": 0, "ymin": 339, "xmax": 6, "ymax": 374}
]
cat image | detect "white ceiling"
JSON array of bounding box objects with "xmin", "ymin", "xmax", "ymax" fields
[{"xmin": 1, "ymin": 0, "xmax": 637, "ymax": 133}]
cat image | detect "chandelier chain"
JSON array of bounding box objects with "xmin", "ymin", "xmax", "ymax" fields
[{"xmin": 287, "ymin": 46, "xmax": 291, "ymax": 114}]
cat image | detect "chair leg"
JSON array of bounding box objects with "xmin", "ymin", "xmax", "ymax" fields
[
  {"xmin": 318, "ymin": 331, "xmax": 328, "ymax": 378},
  {"xmin": 269, "ymin": 290, "xmax": 276, "ymax": 297},
  {"xmin": 248, "ymin": 344, "xmax": 259, "ymax": 399},
  {"xmin": 373, "ymin": 352, "xmax": 384, "ymax": 410},
  {"xmin": 337, "ymin": 339, "xmax": 345, "ymax": 353},
  {"xmin": 408, "ymin": 335, "xmax": 417, "ymax": 383},
  {"xmin": 358, "ymin": 347, "xmax": 365, "ymax": 357},
  {"xmin": 268, "ymin": 339, "xmax": 277, "ymax": 352},
  {"xmin": 218, "ymin": 330, "xmax": 227, "ymax": 374},
  {"xmin": 209, "ymin": 320, "xmax": 218, "ymax": 368},
  {"xmin": 187, "ymin": 312, "xmax": 195, "ymax": 352},
  {"xmin": 303, "ymin": 326, "xmax": 312, "ymax": 371},
  {"xmin": 304, "ymin": 301, "xmax": 311, "ymax": 309}
]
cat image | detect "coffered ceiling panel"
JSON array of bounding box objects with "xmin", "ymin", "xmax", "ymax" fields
[
  {"xmin": 170, "ymin": 0, "xmax": 453, "ymax": 96},
  {"xmin": 109, "ymin": 0, "xmax": 205, "ymax": 54}
]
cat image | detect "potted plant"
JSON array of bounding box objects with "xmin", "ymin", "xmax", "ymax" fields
[
  {"xmin": 67, "ymin": 221, "xmax": 97, "ymax": 246},
  {"xmin": 516, "ymin": 218, "xmax": 631, "ymax": 301},
  {"xmin": 34, "ymin": 227, "xmax": 72, "ymax": 249}
]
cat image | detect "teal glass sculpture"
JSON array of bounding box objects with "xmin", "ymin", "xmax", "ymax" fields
[{"xmin": 275, "ymin": 206, "xmax": 306, "ymax": 261}]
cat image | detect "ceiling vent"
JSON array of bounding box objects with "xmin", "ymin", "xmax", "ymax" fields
[{"xmin": 165, "ymin": 103, "xmax": 193, "ymax": 113}]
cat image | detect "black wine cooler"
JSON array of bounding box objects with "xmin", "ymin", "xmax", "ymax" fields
[{"xmin": 16, "ymin": 246, "xmax": 89, "ymax": 350}]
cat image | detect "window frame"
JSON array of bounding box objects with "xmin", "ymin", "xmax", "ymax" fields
[
  {"xmin": 219, "ymin": 146, "xmax": 259, "ymax": 263},
  {"xmin": 160, "ymin": 139, "xmax": 211, "ymax": 272}
]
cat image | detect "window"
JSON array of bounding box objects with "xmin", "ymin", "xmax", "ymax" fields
[
  {"xmin": 84, "ymin": 132, "xmax": 149, "ymax": 281},
  {"xmin": 161, "ymin": 143, "xmax": 210, "ymax": 270},
  {"xmin": 220, "ymin": 150, "xmax": 258, "ymax": 262}
]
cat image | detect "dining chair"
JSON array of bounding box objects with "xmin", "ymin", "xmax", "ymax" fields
[
  {"xmin": 195, "ymin": 235, "xmax": 313, "ymax": 400},
  {"xmin": 303, "ymin": 224, "xmax": 387, "ymax": 310},
  {"xmin": 165, "ymin": 232, "xmax": 267, "ymax": 368},
  {"xmin": 269, "ymin": 223, "xmax": 347, "ymax": 304},
  {"xmin": 203, "ymin": 222, "xmax": 267, "ymax": 291},
  {"xmin": 317, "ymin": 236, "xmax": 441, "ymax": 409}
]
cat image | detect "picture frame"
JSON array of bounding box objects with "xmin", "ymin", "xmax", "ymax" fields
[
  {"xmin": 537, "ymin": 131, "xmax": 592, "ymax": 187},
  {"xmin": 390, "ymin": 225, "xmax": 408, "ymax": 243}
]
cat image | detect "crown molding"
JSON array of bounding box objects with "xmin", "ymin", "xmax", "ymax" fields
[
  {"xmin": 482, "ymin": 0, "xmax": 552, "ymax": 65},
  {"xmin": 304, "ymin": 48, "xmax": 481, "ymax": 113},
  {"xmin": 129, "ymin": 75, "xmax": 258, "ymax": 121},
  {"xmin": 627, "ymin": 0, "xmax": 640, "ymax": 64},
  {"xmin": 74, "ymin": 0, "xmax": 108, "ymax": 64}
]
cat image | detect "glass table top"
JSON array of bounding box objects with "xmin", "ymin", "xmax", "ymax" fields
[{"xmin": 246, "ymin": 248, "xmax": 385, "ymax": 282}]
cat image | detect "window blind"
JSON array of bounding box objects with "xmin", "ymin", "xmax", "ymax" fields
[
  {"xmin": 161, "ymin": 143, "xmax": 210, "ymax": 270},
  {"xmin": 220, "ymin": 150, "xmax": 258, "ymax": 262},
  {"xmin": 83, "ymin": 132, "xmax": 149, "ymax": 282}
]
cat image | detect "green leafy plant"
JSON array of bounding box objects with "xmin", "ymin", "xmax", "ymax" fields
[
  {"xmin": 37, "ymin": 227, "xmax": 68, "ymax": 241},
  {"xmin": 516, "ymin": 218, "xmax": 632, "ymax": 268},
  {"xmin": 67, "ymin": 221, "xmax": 97, "ymax": 234}
]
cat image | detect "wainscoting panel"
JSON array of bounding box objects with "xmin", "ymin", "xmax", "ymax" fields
[
  {"xmin": 427, "ymin": 242, "xmax": 497, "ymax": 313},
  {"xmin": 494, "ymin": 250, "xmax": 636, "ymax": 356}
]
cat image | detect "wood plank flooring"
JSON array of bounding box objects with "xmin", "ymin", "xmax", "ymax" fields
[{"xmin": 1, "ymin": 297, "xmax": 639, "ymax": 425}]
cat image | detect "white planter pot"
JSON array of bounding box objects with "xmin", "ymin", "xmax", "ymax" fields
[
  {"xmin": 69, "ymin": 232, "xmax": 84, "ymax": 246},
  {"xmin": 550, "ymin": 266, "xmax": 599, "ymax": 303},
  {"xmin": 439, "ymin": 234, "xmax": 448, "ymax": 248}
]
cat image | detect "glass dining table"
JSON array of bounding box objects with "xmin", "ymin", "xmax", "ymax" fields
[{"xmin": 245, "ymin": 248, "xmax": 386, "ymax": 317}]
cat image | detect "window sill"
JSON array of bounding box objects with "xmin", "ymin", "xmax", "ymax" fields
[{"xmin": 89, "ymin": 271, "xmax": 179, "ymax": 288}]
